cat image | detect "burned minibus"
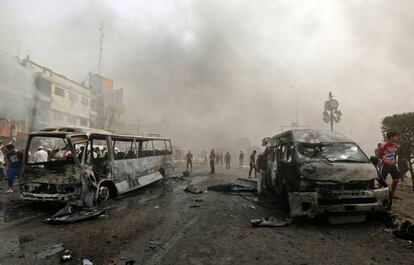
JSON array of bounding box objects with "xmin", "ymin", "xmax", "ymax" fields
[
  {"xmin": 260, "ymin": 129, "xmax": 390, "ymax": 219},
  {"xmin": 20, "ymin": 127, "xmax": 174, "ymax": 205}
]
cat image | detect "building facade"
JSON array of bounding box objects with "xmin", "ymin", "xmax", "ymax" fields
[
  {"xmin": 0, "ymin": 53, "xmax": 125, "ymax": 146},
  {"xmin": 20, "ymin": 58, "xmax": 96, "ymax": 130}
]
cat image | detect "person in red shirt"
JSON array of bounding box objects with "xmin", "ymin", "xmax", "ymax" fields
[{"xmin": 378, "ymin": 132, "xmax": 400, "ymax": 198}]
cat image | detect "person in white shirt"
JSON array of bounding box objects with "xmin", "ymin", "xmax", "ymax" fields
[{"xmin": 33, "ymin": 146, "xmax": 48, "ymax": 163}]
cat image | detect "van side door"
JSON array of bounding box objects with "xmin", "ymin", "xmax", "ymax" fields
[{"xmin": 277, "ymin": 142, "xmax": 299, "ymax": 193}]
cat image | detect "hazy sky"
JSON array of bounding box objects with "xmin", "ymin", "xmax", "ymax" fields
[{"xmin": 1, "ymin": 0, "xmax": 413, "ymax": 152}]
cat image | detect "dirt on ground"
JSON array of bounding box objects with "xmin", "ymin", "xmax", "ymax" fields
[{"xmin": 0, "ymin": 165, "xmax": 413, "ymax": 265}]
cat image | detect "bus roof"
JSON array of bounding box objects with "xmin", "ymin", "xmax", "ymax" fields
[
  {"xmin": 30, "ymin": 127, "xmax": 170, "ymax": 141},
  {"xmin": 270, "ymin": 129, "xmax": 352, "ymax": 143}
]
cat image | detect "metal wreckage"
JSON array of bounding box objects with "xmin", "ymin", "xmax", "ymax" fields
[
  {"xmin": 259, "ymin": 129, "xmax": 391, "ymax": 222},
  {"xmin": 19, "ymin": 127, "xmax": 174, "ymax": 223}
]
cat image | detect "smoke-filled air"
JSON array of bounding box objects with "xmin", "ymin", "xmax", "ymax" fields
[{"xmin": 1, "ymin": 0, "xmax": 413, "ymax": 152}]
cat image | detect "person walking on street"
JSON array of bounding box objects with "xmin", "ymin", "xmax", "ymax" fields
[
  {"xmin": 239, "ymin": 150, "xmax": 244, "ymax": 168},
  {"xmin": 186, "ymin": 150, "xmax": 193, "ymax": 171},
  {"xmin": 378, "ymin": 132, "xmax": 400, "ymax": 199},
  {"xmin": 5, "ymin": 144, "xmax": 23, "ymax": 193},
  {"xmin": 225, "ymin": 152, "xmax": 231, "ymax": 169},
  {"xmin": 209, "ymin": 149, "xmax": 216, "ymax": 174},
  {"xmin": 220, "ymin": 152, "xmax": 223, "ymax": 166},
  {"xmin": 249, "ymin": 150, "xmax": 257, "ymax": 178},
  {"xmin": 0, "ymin": 140, "xmax": 6, "ymax": 181}
]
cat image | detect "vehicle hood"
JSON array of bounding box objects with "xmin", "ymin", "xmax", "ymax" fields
[{"xmin": 300, "ymin": 162, "xmax": 377, "ymax": 182}]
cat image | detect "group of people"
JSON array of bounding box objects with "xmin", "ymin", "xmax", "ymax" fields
[
  {"xmin": 0, "ymin": 141, "xmax": 24, "ymax": 194},
  {"xmin": 205, "ymin": 149, "xmax": 255, "ymax": 176}
]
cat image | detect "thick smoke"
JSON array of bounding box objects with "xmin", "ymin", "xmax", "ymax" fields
[{"xmin": 1, "ymin": 0, "xmax": 413, "ymax": 152}]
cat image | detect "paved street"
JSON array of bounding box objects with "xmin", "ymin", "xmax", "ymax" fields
[{"xmin": 0, "ymin": 165, "xmax": 413, "ymax": 265}]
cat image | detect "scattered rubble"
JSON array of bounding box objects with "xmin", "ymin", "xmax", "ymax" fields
[
  {"xmin": 44, "ymin": 205, "xmax": 105, "ymax": 224},
  {"xmin": 61, "ymin": 249, "xmax": 73, "ymax": 262},
  {"xmin": 83, "ymin": 259, "xmax": 93, "ymax": 265},
  {"xmin": 392, "ymin": 217, "xmax": 414, "ymax": 240},
  {"xmin": 208, "ymin": 178, "xmax": 257, "ymax": 192},
  {"xmin": 34, "ymin": 242, "xmax": 64, "ymax": 259},
  {"xmin": 184, "ymin": 184, "xmax": 206, "ymax": 194},
  {"xmin": 251, "ymin": 217, "xmax": 292, "ymax": 227}
]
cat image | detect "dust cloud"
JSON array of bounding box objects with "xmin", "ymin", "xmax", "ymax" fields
[{"xmin": 1, "ymin": 0, "xmax": 413, "ymax": 152}]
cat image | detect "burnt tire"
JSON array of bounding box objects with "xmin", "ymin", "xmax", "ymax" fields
[
  {"xmin": 97, "ymin": 185, "xmax": 110, "ymax": 202},
  {"xmin": 97, "ymin": 182, "xmax": 117, "ymax": 205}
]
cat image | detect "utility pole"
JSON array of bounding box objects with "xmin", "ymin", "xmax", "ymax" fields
[
  {"xmin": 98, "ymin": 21, "xmax": 104, "ymax": 74},
  {"xmin": 323, "ymin": 92, "xmax": 342, "ymax": 131},
  {"xmin": 281, "ymin": 86, "xmax": 308, "ymax": 132}
]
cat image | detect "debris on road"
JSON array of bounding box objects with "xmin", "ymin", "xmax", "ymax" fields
[
  {"xmin": 183, "ymin": 170, "xmax": 190, "ymax": 177},
  {"xmin": 44, "ymin": 205, "xmax": 105, "ymax": 224},
  {"xmin": 249, "ymin": 205, "xmax": 256, "ymax": 210},
  {"xmin": 393, "ymin": 219, "xmax": 414, "ymax": 240},
  {"xmin": 34, "ymin": 242, "xmax": 65, "ymax": 259},
  {"xmin": 83, "ymin": 259, "xmax": 94, "ymax": 265},
  {"xmin": 190, "ymin": 205, "xmax": 201, "ymax": 208},
  {"xmin": 208, "ymin": 178, "xmax": 257, "ymax": 192},
  {"xmin": 184, "ymin": 184, "xmax": 206, "ymax": 194},
  {"xmin": 148, "ymin": 241, "xmax": 165, "ymax": 251},
  {"xmin": 251, "ymin": 217, "xmax": 292, "ymax": 227},
  {"xmin": 61, "ymin": 249, "xmax": 73, "ymax": 262}
]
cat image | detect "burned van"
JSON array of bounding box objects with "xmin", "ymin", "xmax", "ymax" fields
[
  {"xmin": 261, "ymin": 129, "xmax": 390, "ymax": 218},
  {"xmin": 20, "ymin": 127, "xmax": 174, "ymax": 205}
]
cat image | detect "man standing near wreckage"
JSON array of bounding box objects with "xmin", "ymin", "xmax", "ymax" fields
[
  {"xmin": 249, "ymin": 150, "xmax": 257, "ymax": 178},
  {"xmin": 225, "ymin": 151, "xmax": 231, "ymax": 169},
  {"xmin": 5, "ymin": 144, "xmax": 23, "ymax": 193},
  {"xmin": 239, "ymin": 150, "xmax": 244, "ymax": 168},
  {"xmin": 209, "ymin": 149, "xmax": 216, "ymax": 174},
  {"xmin": 378, "ymin": 132, "xmax": 400, "ymax": 199},
  {"xmin": 186, "ymin": 150, "xmax": 193, "ymax": 171}
]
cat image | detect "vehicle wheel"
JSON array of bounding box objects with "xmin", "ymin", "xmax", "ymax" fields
[{"xmin": 97, "ymin": 185, "xmax": 110, "ymax": 203}]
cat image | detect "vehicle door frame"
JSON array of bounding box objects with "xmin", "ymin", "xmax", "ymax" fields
[{"xmin": 276, "ymin": 135, "xmax": 300, "ymax": 194}]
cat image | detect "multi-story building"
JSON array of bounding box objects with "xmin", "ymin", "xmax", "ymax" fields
[
  {"xmin": 0, "ymin": 53, "xmax": 125, "ymax": 146},
  {"xmin": 22, "ymin": 57, "xmax": 97, "ymax": 130},
  {"xmin": 88, "ymin": 72, "xmax": 124, "ymax": 132}
]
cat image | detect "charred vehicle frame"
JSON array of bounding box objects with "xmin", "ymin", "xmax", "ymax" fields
[
  {"xmin": 260, "ymin": 129, "xmax": 390, "ymax": 218},
  {"xmin": 20, "ymin": 127, "xmax": 174, "ymax": 205}
]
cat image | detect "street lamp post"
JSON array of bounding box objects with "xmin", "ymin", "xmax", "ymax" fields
[{"xmin": 323, "ymin": 92, "xmax": 342, "ymax": 131}]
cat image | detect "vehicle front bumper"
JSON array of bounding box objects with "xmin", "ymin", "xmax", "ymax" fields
[
  {"xmin": 20, "ymin": 192, "xmax": 73, "ymax": 202},
  {"xmin": 288, "ymin": 187, "xmax": 390, "ymax": 217}
]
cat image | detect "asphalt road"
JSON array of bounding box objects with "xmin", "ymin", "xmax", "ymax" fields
[{"xmin": 0, "ymin": 165, "xmax": 413, "ymax": 265}]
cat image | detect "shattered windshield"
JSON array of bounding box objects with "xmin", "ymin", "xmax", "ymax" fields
[
  {"xmin": 296, "ymin": 142, "xmax": 369, "ymax": 163},
  {"xmin": 27, "ymin": 136, "xmax": 73, "ymax": 164}
]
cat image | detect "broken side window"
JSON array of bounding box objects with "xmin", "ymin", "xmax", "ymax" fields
[
  {"xmin": 27, "ymin": 136, "xmax": 73, "ymax": 165},
  {"xmin": 165, "ymin": 140, "xmax": 173, "ymax": 154},
  {"xmin": 138, "ymin": 140, "xmax": 154, "ymax": 157},
  {"xmin": 112, "ymin": 137, "xmax": 136, "ymax": 160},
  {"xmin": 153, "ymin": 139, "xmax": 168, "ymax": 156}
]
